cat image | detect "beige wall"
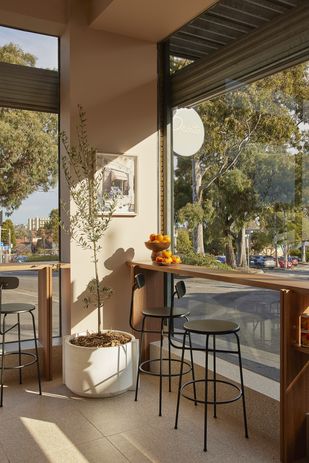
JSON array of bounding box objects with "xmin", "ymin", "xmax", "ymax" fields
[
  {"xmin": 0, "ymin": 0, "xmax": 67, "ymax": 35},
  {"xmin": 0, "ymin": 0, "xmax": 213, "ymax": 335},
  {"xmin": 61, "ymin": 0, "xmax": 158, "ymax": 334}
]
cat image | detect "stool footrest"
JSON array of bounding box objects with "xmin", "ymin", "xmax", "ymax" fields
[
  {"xmin": 2, "ymin": 352, "xmax": 38, "ymax": 369},
  {"xmin": 139, "ymin": 358, "xmax": 192, "ymax": 377},
  {"xmin": 180, "ymin": 378, "xmax": 242, "ymax": 405}
]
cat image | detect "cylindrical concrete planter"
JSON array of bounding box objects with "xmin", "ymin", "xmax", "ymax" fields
[{"xmin": 63, "ymin": 331, "xmax": 138, "ymax": 397}]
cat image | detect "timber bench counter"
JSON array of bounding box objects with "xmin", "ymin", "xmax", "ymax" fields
[
  {"xmin": 0, "ymin": 262, "xmax": 70, "ymax": 381},
  {"xmin": 128, "ymin": 261, "xmax": 309, "ymax": 463}
]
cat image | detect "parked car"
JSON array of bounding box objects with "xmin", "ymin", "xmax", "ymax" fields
[
  {"xmin": 289, "ymin": 256, "xmax": 299, "ymax": 266},
  {"xmin": 254, "ymin": 256, "xmax": 265, "ymax": 267},
  {"xmin": 249, "ymin": 255, "xmax": 260, "ymax": 267},
  {"xmin": 261, "ymin": 256, "xmax": 276, "ymax": 268},
  {"xmin": 215, "ymin": 255, "xmax": 226, "ymax": 264},
  {"xmin": 278, "ymin": 257, "xmax": 293, "ymax": 269},
  {"xmin": 15, "ymin": 256, "xmax": 27, "ymax": 263}
]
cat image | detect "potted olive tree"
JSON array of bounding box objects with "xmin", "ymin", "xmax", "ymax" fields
[{"xmin": 61, "ymin": 106, "xmax": 138, "ymax": 397}]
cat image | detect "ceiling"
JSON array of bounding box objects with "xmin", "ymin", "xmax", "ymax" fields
[
  {"xmin": 169, "ymin": 0, "xmax": 302, "ymax": 60},
  {"xmin": 89, "ymin": 0, "xmax": 217, "ymax": 42}
]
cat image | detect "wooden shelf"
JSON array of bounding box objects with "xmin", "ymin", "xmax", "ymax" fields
[
  {"xmin": 128, "ymin": 260, "xmax": 309, "ymax": 294},
  {"xmin": 294, "ymin": 344, "xmax": 309, "ymax": 355}
]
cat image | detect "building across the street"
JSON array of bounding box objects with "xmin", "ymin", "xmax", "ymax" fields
[{"xmin": 27, "ymin": 217, "xmax": 48, "ymax": 231}]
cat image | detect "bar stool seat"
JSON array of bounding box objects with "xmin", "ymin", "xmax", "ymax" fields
[
  {"xmin": 142, "ymin": 307, "xmax": 190, "ymax": 318},
  {"xmin": 1, "ymin": 303, "xmax": 35, "ymax": 314},
  {"xmin": 184, "ymin": 319, "xmax": 239, "ymax": 334}
]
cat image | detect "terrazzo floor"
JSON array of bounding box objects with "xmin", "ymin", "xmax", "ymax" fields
[{"xmin": 0, "ymin": 374, "xmax": 281, "ymax": 463}]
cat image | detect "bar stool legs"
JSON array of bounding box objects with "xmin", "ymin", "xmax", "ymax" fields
[
  {"xmin": 204, "ymin": 334, "xmax": 209, "ymax": 452},
  {"xmin": 135, "ymin": 317, "xmax": 145, "ymax": 403},
  {"xmin": 30, "ymin": 311, "xmax": 42, "ymax": 396},
  {"xmin": 0, "ymin": 314, "xmax": 6, "ymax": 407},
  {"xmin": 174, "ymin": 331, "xmax": 186, "ymax": 431},
  {"xmin": 175, "ymin": 327, "xmax": 249, "ymax": 452},
  {"xmin": 168, "ymin": 332, "xmax": 172, "ymax": 393},
  {"xmin": 0, "ymin": 311, "xmax": 42, "ymax": 407},
  {"xmin": 17, "ymin": 313, "xmax": 22, "ymax": 385},
  {"xmin": 213, "ymin": 334, "xmax": 217, "ymax": 419},
  {"xmin": 188, "ymin": 333, "xmax": 197, "ymax": 406},
  {"xmin": 159, "ymin": 318, "xmax": 164, "ymax": 416},
  {"xmin": 235, "ymin": 332, "xmax": 248, "ymax": 438}
]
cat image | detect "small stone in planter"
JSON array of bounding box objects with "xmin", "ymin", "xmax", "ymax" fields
[{"xmin": 70, "ymin": 331, "xmax": 132, "ymax": 348}]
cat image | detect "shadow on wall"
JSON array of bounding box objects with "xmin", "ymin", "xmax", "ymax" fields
[
  {"xmin": 74, "ymin": 247, "xmax": 135, "ymax": 333},
  {"xmin": 102, "ymin": 247, "xmax": 135, "ymax": 331}
]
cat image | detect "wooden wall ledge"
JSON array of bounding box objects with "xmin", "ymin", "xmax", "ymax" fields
[
  {"xmin": 0, "ymin": 262, "xmax": 70, "ymax": 271},
  {"xmin": 127, "ymin": 261, "xmax": 309, "ymax": 294}
]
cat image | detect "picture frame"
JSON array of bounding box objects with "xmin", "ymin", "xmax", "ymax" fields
[{"xmin": 96, "ymin": 152, "xmax": 137, "ymax": 216}]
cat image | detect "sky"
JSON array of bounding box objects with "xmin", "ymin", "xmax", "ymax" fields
[{"xmin": 0, "ymin": 26, "xmax": 58, "ymax": 225}]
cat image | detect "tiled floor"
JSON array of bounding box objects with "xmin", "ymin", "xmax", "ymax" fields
[{"xmin": 0, "ymin": 375, "xmax": 280, "ymax": 463}]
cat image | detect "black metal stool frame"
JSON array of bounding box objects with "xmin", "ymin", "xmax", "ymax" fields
[
  {"xmin": 130, "ymin": 274, "xmax": 197, "ymax": 416},
  {"xmin": 0, "ymin": 277, "xmax": 42, "ymax": 406},
  {"xmin": 175, "ymin": 325, "xmax": 248, "ymax": 452}
]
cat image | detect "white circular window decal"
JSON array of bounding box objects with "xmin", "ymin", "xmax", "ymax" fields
[{"xmin": 173, "ymin": 108, "xmax": 205, "ymax": 157}]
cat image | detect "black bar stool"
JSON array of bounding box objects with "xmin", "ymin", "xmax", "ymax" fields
[
  {"xmin": 130, "ymin": 273, "xmax": 196, "ymax": 416},
  {"xmin": 0, "ymin": 277, "xmax": 42, "ymax": 406},
  {"xmin": 175, "ymin": 319, "xmax": 248, "ymax": 451}
]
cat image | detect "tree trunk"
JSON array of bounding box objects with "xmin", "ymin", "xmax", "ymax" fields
[
  {"xmin": 301, "ymin": 241, "xmax": 306, "ymax": 263},
  {"xmin": 192, "ymin": 158, "xmax": 205, "ymax": 254},
  {"xmin": 238, "ymin": 226, "xmax": 247, "ymax": 268},
  {"xmin": 194, "ymin": 223, "xmax": 205, "ymax": 254},
  {"xmin": 225, "ymin": 234, "xmax": 236, "ymax": 268},
  {"xmin": 235, "ymin": 236, "xmax": 240, "ymax": 266}
]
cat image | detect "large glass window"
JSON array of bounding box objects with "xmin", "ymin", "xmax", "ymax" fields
[
  {"xmin": 172, "ymin": 61, "xmax": 309, "ymax": 380},
  {"xmin": 0, "ymin": 27, "xmax": 60, "ymax": 340}
]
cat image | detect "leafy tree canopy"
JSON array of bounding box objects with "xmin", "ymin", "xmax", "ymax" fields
[
  {"xmin": 0, "ymin": 44, "xmax": 58, "ymax": 214},
  {"xmin": 0, "ymin": 43, "xmax": 36, "ymax": 66},
  {"xmin": 1, "ymin": 218, "xmax": 16, "ymax": 247}
]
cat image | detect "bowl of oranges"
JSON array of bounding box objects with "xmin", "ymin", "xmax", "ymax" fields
[
  {"xmin": 145, "ymin": 233, "xmax": 171, "ymax": 261},
  {"xmin": 155, "ymin": 250, "xmax": 181, "ymax": 266},
  {"xmin": 145, "ymin": 234, "xmax": 181, "ymax": 265}
]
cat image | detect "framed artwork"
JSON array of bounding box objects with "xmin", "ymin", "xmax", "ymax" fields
[{"xmin": 96, "ymin": 152, "xmax": 137, "ymax": 216}]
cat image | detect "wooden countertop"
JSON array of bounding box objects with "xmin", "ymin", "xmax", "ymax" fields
[
  {"xmin": 128, "ymin": 261, "xmax": 309, "ymax": 294},
  {"xmin": 0, "ymin": 262, "xmax": 71, "ymax": 271}
]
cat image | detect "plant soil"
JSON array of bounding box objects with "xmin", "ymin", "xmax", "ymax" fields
[{"xmin": 70, "ymin": 331, "xmax": 132, "ymax": 348}]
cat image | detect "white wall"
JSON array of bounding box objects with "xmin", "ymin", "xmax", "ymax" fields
[{"xmin": 61, "ymin": 0, "xmax": 158, "ymax": 333}]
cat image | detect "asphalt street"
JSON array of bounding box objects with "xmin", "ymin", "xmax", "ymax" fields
[{"xmin": 0, "ymin": 271, "xmax": 60, "ymax": 342}]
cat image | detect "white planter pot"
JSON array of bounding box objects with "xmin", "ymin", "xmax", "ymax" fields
[{"xmin": 63, "ymin": 331, "xmax": 139, "ymax": 397}]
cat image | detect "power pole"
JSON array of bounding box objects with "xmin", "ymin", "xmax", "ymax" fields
[
  {"xmin": 0, "ymin": 225, "xmax": 2, "ymax": 263},
  {"xmin": 8, "ymin": 228, "xmax": 11, "ymax": 261}
]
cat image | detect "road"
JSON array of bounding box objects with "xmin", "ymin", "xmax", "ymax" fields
[{"xmin": 0, "ymin": 271, "xmax": 60, "ymax": 342}]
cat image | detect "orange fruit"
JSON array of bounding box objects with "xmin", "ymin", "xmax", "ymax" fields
[
  {"xmin": 157, "ymin": 234, "xmax": 164, "ymax": 242},
  {"xmin": 163, "ymin": 235, "xmax": 171, "ymax": 243},
  {"xmin": 165, "ymin": 257, "xmax": 173, "ymax": 264},
  {"xmin": 162, "ymin": 250, "xmax": 172, "ymax": 258},
  {"xmin": 156, "ymin": 256, "xmax": 164, "ymax": 262},
  {"xmin": 149, "ymin": 234, "xmax": 156, "ymax": 241}
]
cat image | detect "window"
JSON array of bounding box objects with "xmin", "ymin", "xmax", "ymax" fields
[
  {"xmin": 0, "ymin": 27, "xmax": 60, "ymax": 340},
  {"xmin": 172, "ymin": 60, "xmax": 309, "ymax": 381}
]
